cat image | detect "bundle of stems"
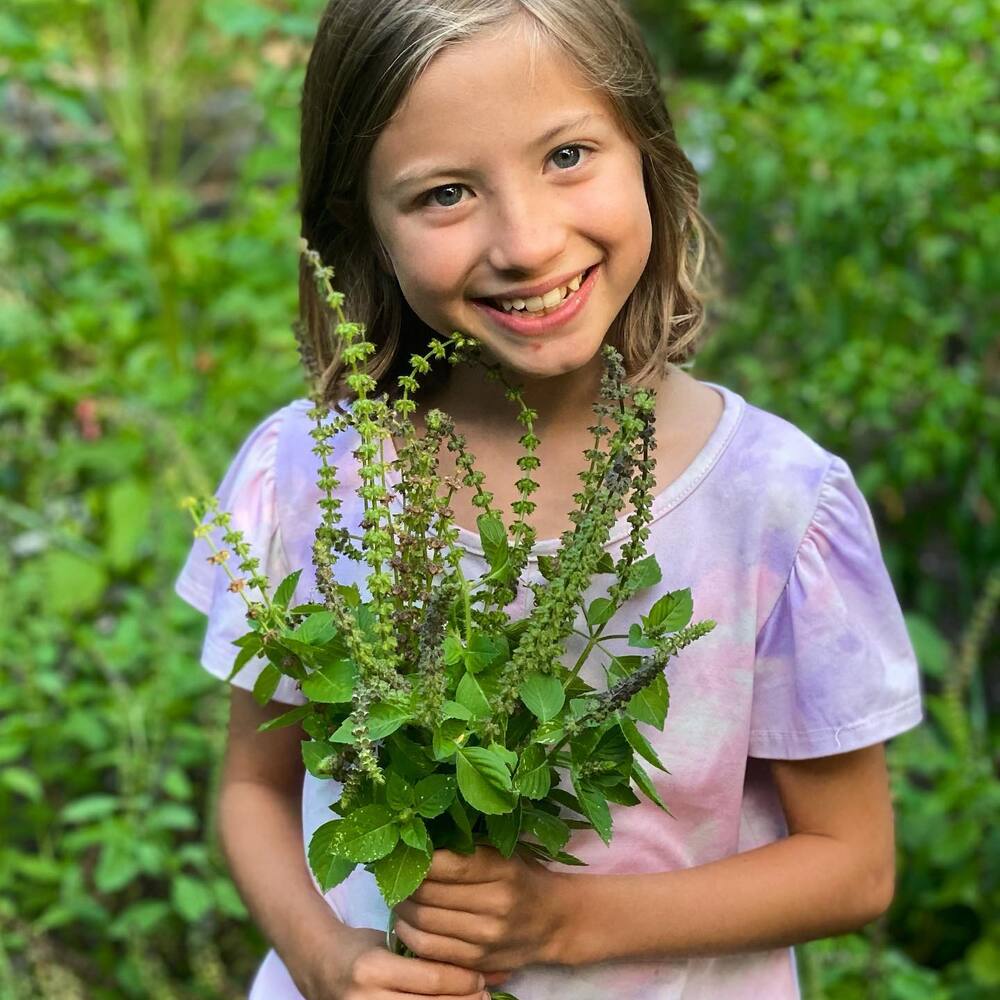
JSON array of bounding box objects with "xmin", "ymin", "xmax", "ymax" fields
[{"xmin": 185, "ymin": 243, "xmax": 715, "ymax": 996}]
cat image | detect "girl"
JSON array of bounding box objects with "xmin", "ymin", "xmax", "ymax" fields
[{"xmin": 175, "ymin": 2, "xmax": 924, "ymax": 998}]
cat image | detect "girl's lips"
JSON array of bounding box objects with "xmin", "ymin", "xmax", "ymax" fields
[{"xmin": 470, "ymin": 264, "xmax": 600, "ymax": 336}]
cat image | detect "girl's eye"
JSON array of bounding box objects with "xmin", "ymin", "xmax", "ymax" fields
[{"xmin": 420, "ymin": 144, "xmax": 593, "ymax": 210}]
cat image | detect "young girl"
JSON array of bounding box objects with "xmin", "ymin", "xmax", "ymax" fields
[{"xmin": 175, "ymin": 2, "xmax": 924, "ymax": 997}]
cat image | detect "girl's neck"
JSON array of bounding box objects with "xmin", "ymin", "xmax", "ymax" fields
[{"xmin": 418, "ymin": 349, "xmax": 620, "ymax": 445}]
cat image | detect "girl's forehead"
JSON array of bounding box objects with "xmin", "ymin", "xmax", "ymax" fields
[{"xmin": 369, "ymin": 28, "xmax": 615, "ymax": 173}]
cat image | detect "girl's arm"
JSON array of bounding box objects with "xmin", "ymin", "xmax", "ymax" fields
[
  {"xmin": 549, "ymin": 742, "xmax": 897, "ymax": 966},
  {"xmin": 217, "ymin": 690, "xmax": 374, "ymax": 996}
]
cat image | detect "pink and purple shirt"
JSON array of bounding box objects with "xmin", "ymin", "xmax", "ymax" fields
[{"xmin": 175, "ymin": 381, "xmax": 923, "ymax": 999}]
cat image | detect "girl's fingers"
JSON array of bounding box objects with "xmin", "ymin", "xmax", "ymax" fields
[
  {"xmin": 371, "ymin": 992, "xmax": 486, "ymax": 1000},
  {"xmin": 407, "ymin": 879, "xmax": 502, "ymax": 914},
  {"xmin": 397, "ymin": 903, "xmax": 502, "ymax": 945},
  {"xmin": 393, "ymin": 918, "xmax": 489, "ymax": 969},
  {"xmin": 359, "ymin": 948, "xmax": 486, "ymax": 996},
  {"xmin": 377, "ymin": 993, "xmax": 486, "ymax": 1000}
]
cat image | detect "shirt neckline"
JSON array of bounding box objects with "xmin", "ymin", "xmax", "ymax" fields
[{"xmin": 373, "ymin": 380, "xmax": 745, "ymax": 561}]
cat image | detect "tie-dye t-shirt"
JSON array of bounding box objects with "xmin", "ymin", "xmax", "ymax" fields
[{"xmin": 174, "ymin": 381, "xmax": 923, "ymax": 999}]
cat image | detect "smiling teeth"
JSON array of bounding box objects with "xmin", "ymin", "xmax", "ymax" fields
[{"xmin": 497, "ymin": 270, "xmax": 586, "ymax": 313}]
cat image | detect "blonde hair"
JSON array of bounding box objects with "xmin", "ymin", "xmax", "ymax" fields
[{"xmin": 297, "ymin": 0, "xmax": 721, "ymax": 405}]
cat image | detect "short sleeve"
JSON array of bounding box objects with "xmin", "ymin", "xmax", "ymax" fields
[
  {"xmin": 173, "ymin": 406, "xmax": 307, "ymax": 705},
  {"xmin": 749, "ymin": 456, "xmax": 924, "ymax": 758}
]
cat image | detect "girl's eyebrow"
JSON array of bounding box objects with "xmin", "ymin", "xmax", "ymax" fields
[{"xmin": 389, "ymin": 112, "xmax": 603, "ymax": 193}]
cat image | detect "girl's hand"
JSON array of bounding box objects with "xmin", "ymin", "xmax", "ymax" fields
[
  {"xmin": 393, "ymin": 845, "xmax": 563, "ymax": 979},
  {"xmin": 305, "ymin": 926, "xmax": 489, "ymax": 1000}
]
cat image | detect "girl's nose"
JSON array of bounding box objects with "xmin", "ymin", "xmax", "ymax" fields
[{"xmin": 485, "ymin": 181, "xmax": 568, "ymax": 276}]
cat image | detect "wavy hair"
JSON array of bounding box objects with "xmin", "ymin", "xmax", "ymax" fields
[{"xmin": 297, "ymin": 0, "xmax": 721, "ymax": 405}]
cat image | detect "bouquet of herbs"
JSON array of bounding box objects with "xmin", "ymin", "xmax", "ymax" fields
[{"xmin": 185, "ymin": 244, "xmax": 715, "ymax": 995}]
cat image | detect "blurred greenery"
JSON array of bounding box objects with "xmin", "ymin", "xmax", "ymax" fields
[{"xmin": 0, "ymin": 0, "xmax": 995, "ymax": 997}]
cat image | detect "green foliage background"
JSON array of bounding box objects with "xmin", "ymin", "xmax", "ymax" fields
[{"xmin": 1, "ymin": 0, "xmax": 996, "ymax": 996}]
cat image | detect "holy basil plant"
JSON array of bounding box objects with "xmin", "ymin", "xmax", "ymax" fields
[{"xmin": 184, "ymin": 243, "xmax": 715, "ymax": 994}]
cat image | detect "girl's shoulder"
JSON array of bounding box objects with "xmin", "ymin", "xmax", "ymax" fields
[
  {"xmin": 694, "ymin": 380, "xmax": 872, "ymax": 560},
  {"xmin": 706, "ymin": 380, "xmax": 844, "ymax": 495}
]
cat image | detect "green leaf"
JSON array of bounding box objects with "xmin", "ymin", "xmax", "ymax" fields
[
  {"xmin": 477, "ymin": 512, "xmax": 509, "ymax": 569},
  {"xmin": 572, "ymin": 775, "xmax": 613, "ymax": 845},
  {"xmin": 226, "ymin": 643, "xmax": 261, "ymax": 682},
  {"xmin": 372, "ymin": 841, "xmax": 432, "ymax": 909},
  {"xmin": 94, "ymin": 837, "xmax": 140, "ymax": 893},
  {"xmin": 329, "ymin": 717, "xmax": 356, "ymax": 744},
  {"xmin": 399, "ymin": 814, "xmax": 432, "ymax": 852},
  {"xmin": 522, "ymin": 808, "xmax": 571, "ymax": 856},
  {"xmin": 251, "ymin": 663, "xmax": 281, "ymax": 705},
  {"xmin": 595, "ymin": 552, "xmax": 615, "ymax": 574},
  {"xmin": 463, "ymin": 632, "xmax": 507, "ymax": 674},
  {"xmin": 551, "ymin": 850, "xmax": 587, "ymax": 866},
  {"xmin": 289, "ymin": 602, "xmax": 327, "ymax": 615},
  {"xmin": 904, "ymin": 612, "xmax": 951, "ymax": 678},
  {"xmin": 441, "ymin": 699, "xmax": 472, "ymax": 721},
  {"xmin": 212, "ymin": 880, "xmax": 247, "ymax": 920},
  {"xmin": 513, "ymin": 745, "xmax": 551, "ymax": 799},
  {"xmin": 308, "ymin": 820, "xmax": 358, "ymax": 891},
  {"xmin": 171, "ymin": 874, "xmax": 213, "ymax": 923},
  {"xmin": 585, "ymin": 597, "xmax": 615, "ymax": 627},
  {"xmin": 335, "ymin": 805, "xmax": 400, "ymax": 862},
  {"xmin": 258, "ymin": 703, "xmax": 313, "ymax": 733},
  {"xmin": 147, "ymin": 803, "xmax": 198, "ymax": 831},
  {"xmin": 443, "ymin": 633, "xmax": 464, "ymax": 665},
  {"xmin": 367, "ymin": 701, "xmax": 412, "ymax": 740},
  {"xmin": 631, "ymin": 762, "xmax": 673, "ymax": 817},
  {"xmin": 626, "ymin": 672, "xmax": 669, "ymax": 730},
  {"xmin": 645, "ymin": 589, "xmax": 693, "ymax": 633},
  {"xmin": 2, "ymin": 767, "xmax": 42, "ymax": 802},
  {"xmin": 386, "ymin": 771, "xmax": 414, "ymax": 811},
  {"xmin": 531, "ymin": 719, "xmax": 565, "ymax": 744},
  {"xmin": 279, "ymin": 634, "xmax": 349, "ymax": 664},
  {"xmin": 593, "ymin": 725, "xmax": 632, "ymax": 767},
  {"xmin": 301, "ymin": 740, "xmax": 341, "ymax": 778},
  {"xmin": 548, "ymin": 788, "xmax": 586, "ymax": 817},
  {"xmin": 289, "ymin": 611, "xmax": 338, "ymax": 646},
  {"xmin": 599, "ymin": 780, "xmax": 641, "ymax": 806},
  {"xmin": 488, "ymin": 743, "xmax": 518, "ymax": 771},
  {"xmin": 300, "ymin": 658, "xmax": 356, "ymax": 703},
  {"xmin": 486, "ymin": 802, "xmax": 522, "ymax": 858},
  {"xmin": 39, "ymin": 550, "xmax": 107, "ymax": 616},
  {"xmin": 518, "ymin": 670, "xmax": 565, "ymax": 722},
  {"xmin": 569, "ymin": 696, "xmax": 599, "ymax": 721},
  {"xmin": 265, "ymin": 642, "xmax": 308, "ymax": 681},
  {"xmin": 386, "ymin": 733, "xmax": 437, "ymax": 782},
  {"xmin": 608, "ymin": 655, "xmax": 643, "ymax": 681},
  {"xmin": 414, "ymin": 774, "xmax": 457, "ymax": 819},
  {"xmin": 619, "ymin": 717, "xmax": 667, "ymax": 772},
  {"xmin": 447, "ymin": 798, "xmax": 474, "ymax": 853},
  {"xmin": 61, "ymin": 794, "xmax": 119, "ymax": 823},
  {"xmin": 569, "ymin": 722, "xmax": 607, "ymax": 766},
  {"xmin": 628, "ymin": 554, "xmax": 662, "ymax": 591},
  {"xmin": 431, "ymin": 719, "xmax": 466, "ymax": 762},
  {"xmin": 273, "ymin": 570, "xmax": 303, "ymax": 608},
  {"xmin": 456, "ymin": 671, "xmax": 492, "ymax": 718},
  {"xmin": 455, "ymin": 746, "xmax": 516, "ymax": 815},
  {"xmin": 104, "ymin": 479, "xmax": 151, "ymax": 570},
  {"xmin": 627, "ymin": 623, "xmax": 656, "ymax": 648}
]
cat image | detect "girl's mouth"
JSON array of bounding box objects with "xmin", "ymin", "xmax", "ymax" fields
[{"xmin": 471, "ymin": 264, "xmax": 600, "ymax": 336}]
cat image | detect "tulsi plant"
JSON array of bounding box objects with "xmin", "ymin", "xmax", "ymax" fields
[{"xmin": 184, "ymin": 243, "xmax": 716, "ymax": 993}]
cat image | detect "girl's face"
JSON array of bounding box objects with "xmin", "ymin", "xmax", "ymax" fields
[{"xmin": 365, "ymin": 19, "xmax": 652, "ymax": 382}]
